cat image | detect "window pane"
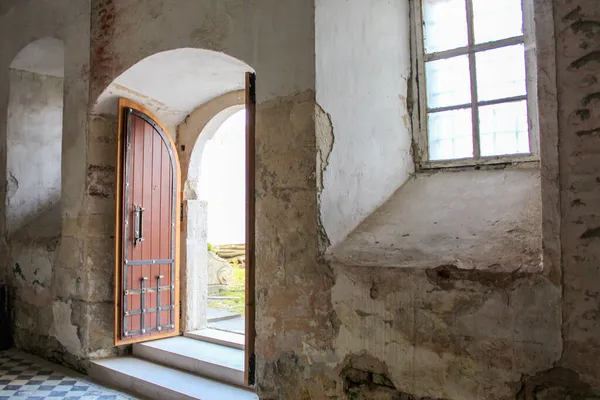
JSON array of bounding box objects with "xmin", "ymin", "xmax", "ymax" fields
[
  {"xmin": 476, "ymin": 44, "xmax": 526, "ymax": 102},
  {"xmin": 423, "ymin": 0, "xmax": 468, "ymax": 53},
  {"xmin": 479, "ymin": 100, "xmax": 529, "ymax": 157},
  {"xmin": 428, "ymin": 108, "xmax": 473, "ymax": 161},
  {"xmin": 472, "ymin": 0, "xmax": 523, "ymax": 44},
  {"xmin": 426, "ymin": 55, "xmax": 471, "ymax": 109}
]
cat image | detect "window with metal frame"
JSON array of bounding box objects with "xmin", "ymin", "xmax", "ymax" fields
[{"xmin": 412, "ymin": 0, "xmax": 538, "ymax": 168}]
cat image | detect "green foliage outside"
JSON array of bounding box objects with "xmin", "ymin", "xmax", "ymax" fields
[
  {"xmin": 208, "ymin": 264, "xmax": 246, "ymax": 315},
  {"xmin": 207, "ymin": 242, "xmax": 215, "ymax": 252}
]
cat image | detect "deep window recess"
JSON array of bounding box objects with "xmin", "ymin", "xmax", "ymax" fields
[{"xmin": 413, "ymin": 0, "xmax": 538, "ymax": 168}]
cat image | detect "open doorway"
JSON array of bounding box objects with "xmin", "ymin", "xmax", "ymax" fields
[
  {"xmin": 180, "ymin": 81, "xmax": 256, "ymax": 384},
  {"xmin": 199, "ymin": 109, "xmax": 247, "ymax": 336}
]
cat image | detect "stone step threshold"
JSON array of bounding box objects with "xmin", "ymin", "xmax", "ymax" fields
[
  {"xmin": 185, "ymin": 328, "xmax": 245, "ymax": 350},
  {"xmin": 133, "ymin": 336, "xmax": 245, "ymax": 387},
  {"xmin": 90, "ymin": 356, "xmax": 257, "ymax": 400},
  {"xmin": 207, "ymin": 307, "xmax": 241, "ymax": 322}
]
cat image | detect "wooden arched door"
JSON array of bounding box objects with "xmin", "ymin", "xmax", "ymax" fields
[{"xmin": 114, "ymin": 99, "xmax": 181, "ymax": 345}]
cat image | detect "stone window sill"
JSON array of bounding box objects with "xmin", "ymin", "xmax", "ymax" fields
[{"xmin": 326, "ymin": 167, "xmax": 542, "ymax": 274}]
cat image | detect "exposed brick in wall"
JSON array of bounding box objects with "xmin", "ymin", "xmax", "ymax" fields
[{"xmin": 90, "ymin": 0, "xmax": 118, "ymax": 98}]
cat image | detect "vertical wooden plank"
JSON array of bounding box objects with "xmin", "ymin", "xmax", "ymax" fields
[
  {"xmin": 245, "ymin": 71, "xmax": 257, "ymax": 386},
  {"xmin": 160, "ymin": 140, "xmax": 170, "ymax": 326},
  {"xmin": 150, "ymin": 130, "xmax": 161, "ymax": 317}
]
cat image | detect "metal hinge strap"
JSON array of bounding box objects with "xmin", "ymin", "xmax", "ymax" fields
[{"xmin": 248, "ymin": 352, "xmax": 256, "ymax": 386}]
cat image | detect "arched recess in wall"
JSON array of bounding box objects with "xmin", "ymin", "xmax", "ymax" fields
[
  {"xmin": 91, "ymin": 48, "xmax": 253, "ymax": 336},
  {"xmin": 6, "ymin": 37, "xmax": 65, "ymax": 297}
]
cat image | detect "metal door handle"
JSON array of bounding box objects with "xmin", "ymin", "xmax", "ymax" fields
[{"xmin": 133, "ymin": 204, "xmax": 145, "ymax": 245}]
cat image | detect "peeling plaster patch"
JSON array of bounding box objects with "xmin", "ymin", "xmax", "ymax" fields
[
  {"xmin": 86, "ymin": 164, "xmax": 114, "ymax": 198},
  {"xmin": 90, "ymin": 0, "xmax": 118, "ymax": 89},
  {"xmin": 580, "ymin": 226, "xmax": 600, "ymax": 238},
  {"xmin": 516, "ymin": 368, "xmax": 600, "ymax": 399},
  {"xmin": 51, "ymin": 300, "xmax": 82, "ymax": 357},
  {"xmin": 191, "ymin": 4, "xmax": 233, "ymax": 49},
  {"xmin": 258, "ymin": 351, "xmax": 339, "ymax": 399},
  {"xmin": 13, "ymin": 263, "xmax": 25, "ymax": 281},
  {"xmin": 183, "ymin": 180, "xmax": 199, "ymax": 200},
  {"xmin": 315, "ymin": 103, "xmax": 335, "ymax": 192},
  {"xmin": 425, "ymin": 264, "xmax": 531, "ymax": 290},
  {"xmin": 6, "ymin": 173, "xmax": 18, "ymax": 200},
  {"xmin": 315, "ymin": 103, "xmax": 334, "ymax": 252},
  {"xmin": 340, "ymin": 353, "xmax": 440, "ymax": 399}
]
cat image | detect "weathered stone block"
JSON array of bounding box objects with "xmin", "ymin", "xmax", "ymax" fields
[
  {"xmin": 53, "ymin": 265, "xmax": 87, "ymax": 302},
  {"xmin": 88, "ymin": 302, "xmax": 114, "ymax": 352}
]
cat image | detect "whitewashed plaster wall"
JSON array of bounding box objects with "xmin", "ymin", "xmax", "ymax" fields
[
  {"xmin": 316, "ymin": 0, "xmax": 414, "ymax": 248},
  {"xmin": 6, "ymin": 69, "xmax": 63, "ymax": 235},
  {"xmin": 5, "ymin": 68, "xmax": 63, "ymax": 344}
]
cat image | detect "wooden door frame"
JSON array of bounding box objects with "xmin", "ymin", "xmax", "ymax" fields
[
  {"xmin": 114, "ymin": 98, "xmax": 182, "ymax": 346},
  {"xmin": 245, "ymin": 72, "xmax": 256, "ymax": 386}
]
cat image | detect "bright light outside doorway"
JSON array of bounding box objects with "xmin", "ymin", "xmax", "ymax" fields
[{"xmin": 198, "ymin": 109, "xmax": 246, "ymax": 336}]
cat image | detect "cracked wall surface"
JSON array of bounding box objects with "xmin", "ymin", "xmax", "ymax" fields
[
  {"xmin": 331, "ymin": 264, "xmax": 561, "ymax": 399},
  {"xmin": 555, "ymin": 0, "xmax": 600, "ymax": 389},
  {"xmin": 1, "ymin": 1, "xmax": 600, "ymax": 399},
  {"xmin": 318, "ymin": 0, "xmax": 600, "ymax": 399}
]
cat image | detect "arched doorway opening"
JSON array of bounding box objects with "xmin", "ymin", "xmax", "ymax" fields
[
  {"xmin": 91, "ymin": 48, "xmax": 255, "ymax": 387},
  {"xmin": 187, "ymin": 106, "xmax": 247, "ymax": 340},
  {"xmin": 6, "ymin": 37, "xmax": 65, "ymax": 349}
]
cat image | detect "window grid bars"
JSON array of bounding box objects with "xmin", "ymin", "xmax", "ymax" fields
[
  {"xmin": 417, "ymin": 0, "xmax": 530, "ymax": 165},
  {"xmin": 465, "ymin": 0, "xmax": 481, "ymax": 159}
]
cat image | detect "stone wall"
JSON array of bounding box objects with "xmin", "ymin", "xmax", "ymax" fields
[
  {"xmin": 555, "ymin": 0, "xmax": 600, "ymax": 390},
  {"xmin": 331, "ymin": 267, "xmax": 561, "ymax": 399},
  {"xmin": 0, "ymin": 1, "xmax": 600, "ymax": 399},
  {"xmin": 320, "ymin": 1, "xmax": 600, "ymax": 399},
  {"xmin": 0, "ymin": 0, "xmax": 91, "ymax": 370}
]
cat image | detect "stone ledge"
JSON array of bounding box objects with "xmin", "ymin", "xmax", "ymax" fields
[{"xmin": 327, "ymin": 167, "xmax": 542, "ymax": 273}]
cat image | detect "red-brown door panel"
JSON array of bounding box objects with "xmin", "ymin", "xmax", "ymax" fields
[{"xmin": 115, "ymin": 99, "xmax": 180, "ymax": 345}]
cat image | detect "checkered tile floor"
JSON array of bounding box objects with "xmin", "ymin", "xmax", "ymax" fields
[{"xmin": 0, "ymin": 349, "xmax": 138, "ymax": 399}]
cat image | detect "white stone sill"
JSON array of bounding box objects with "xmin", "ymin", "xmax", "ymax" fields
[{"xmin": 326, "ymin": 167, "xmax": 543, "ymax": 273}]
